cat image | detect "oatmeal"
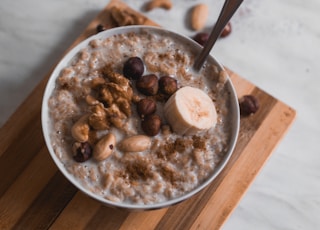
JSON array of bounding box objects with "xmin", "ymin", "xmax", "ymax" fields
[{"xmin": 47, "ymin": 28, "xmax": 233, "ymax": 205}]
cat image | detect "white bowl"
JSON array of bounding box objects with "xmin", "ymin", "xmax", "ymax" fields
[{"xmin": 41, "ymin": 25, "xmax": 240, "ymax": 210}]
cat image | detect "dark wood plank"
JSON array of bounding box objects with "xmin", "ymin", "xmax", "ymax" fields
[
  {"xmin": 85, "ymin": 206, "xmax": 130, "ymax": 230},
  {"xmin": 0, "ymin": 112, "xmax": 44, "ymax": 197},
  {"xmin": 0, "ymin": 146, "xmax": 57, "ymax": 229},
  {"xmin": 12, "ymin": 172, "xmax": 77, "ymax": 230}
]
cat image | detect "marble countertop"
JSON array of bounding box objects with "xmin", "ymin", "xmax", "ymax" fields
[{"xmin": 1, "ymin": 0, "xmax": 319, "ymax": 229}]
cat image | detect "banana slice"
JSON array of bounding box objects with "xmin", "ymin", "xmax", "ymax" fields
[{"xmin": 164, "ymin": 86, "xmax": 217, "ymax": 135}]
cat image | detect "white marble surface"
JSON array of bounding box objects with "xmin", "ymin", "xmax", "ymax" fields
[{"xmin": 1, "ymin": 0, "xmax": 319, "ymax": 229}]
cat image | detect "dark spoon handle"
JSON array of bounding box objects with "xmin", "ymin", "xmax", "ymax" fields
[{"xmin": 193, "ymin": 0, "xmax": 244, "ymax": 71}]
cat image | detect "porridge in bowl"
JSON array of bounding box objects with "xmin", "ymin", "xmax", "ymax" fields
[{"xmin": 42, "ymin": 26, "xmax": 239, "ymax": 209}]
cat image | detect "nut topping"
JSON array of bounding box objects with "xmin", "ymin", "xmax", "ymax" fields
[
  {"xmin": 193, "ymin": 32, "xmax": 209, "ymax": 46},
  {"xmin": 239, "ymin": 95, "xmax": 260, "ymax": 116},
  {"xmin": 136, "ymin": 74, "xmax": 159, "ymax": 96},
  {"xmin": 220, "ymin": 22, "xmax": 232, "ymax": 38},
  {"xmin": 118, "ymin": 135, "xmax": 152, "ymax": 152},
  {"xmin": 141, "ymin": 114, "xmax": 162, "ymax": 136},
  {"xmin": 158, "ymin": 76, "xmax": 178, "ymax": 96},
  {"xmin": 88, "ymin": 103, "xmax": 110, "ymax": 130},
  {"xmin": 123, "ymin": 57, "xmax": 145, "ymax": 80},
  {"xmin": 71, "ymin": 115, "xmax": 90, "ymax": 143},
  {"xmin": 72, "ymin": 142, "xmax": 93, "ymax": 163},
  {"xmin": 190, "ymin": 4, "xmax": 209, "ymax": 31},
  {"xmin": 137, "ymin": 98, "xmax": 157, "ymax": 118},
  {"xmin": 93, "ymin": 133, "xmax": 116, "ymax": 161},
  {"xmin": 145, "ymin": 0, "xmax": 173, "ymax": 11}
]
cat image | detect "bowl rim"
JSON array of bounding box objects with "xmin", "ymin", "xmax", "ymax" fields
[{"xmin": 41, "ymin": 25, "xmax": 240, "ymax": 210}]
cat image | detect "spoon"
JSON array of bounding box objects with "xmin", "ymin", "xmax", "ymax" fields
[{"xmin": 193, "ymin": 0, "xmax": 244, "ymax": 71}]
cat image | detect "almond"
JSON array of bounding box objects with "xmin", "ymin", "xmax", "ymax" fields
[
  {"xmin": 191, "ymin": 4, "xmax": 209, "ymax": 31},
  {"xmin": 93, "ymin": 133, "xmax": 116, "ymax": 161},
  {"xmin": 118, "ymin": 135, "xmax": 151, "ymax": 152}
]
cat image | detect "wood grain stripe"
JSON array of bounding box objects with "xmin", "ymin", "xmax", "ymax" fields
[
  {"xmin": 0, "ymin": 86, "xmax": 44, "ymax": 157},
  {"xmin": 119, "ymin": 208, "xmax": 168, "ymax": 230},
  {"xmin": 0, "ymin": 147, "xmax": 56, "ymax": 229},
  {"xmin": 84, "ymin": 206, "xmax": 129, "ymax": 230},
  {"xmin": 0, "ymin": 113, "xmax": 44, "ymax": 197},
  {"xmin": 227, "ymin": 69, "xmax": 256, "ymax": 97},
  {"xmin": 12, "ymin": 172, "xmax": 77, "ymax": 230},
  {"xmin": 49, "ymin": 192, "xmax": 101, "ymax": 230}
]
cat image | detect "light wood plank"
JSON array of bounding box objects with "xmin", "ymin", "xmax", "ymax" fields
[{"xmin": 119, "ymin": 208, "xmax": 168, "ymax": 230}]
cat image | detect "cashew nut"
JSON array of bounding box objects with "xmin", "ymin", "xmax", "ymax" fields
[
  {"xmin": 110, "ymin": 6, "xmax": 146, "ymax": 26},
  {"xmin": 118, "ymin": 135, "xmax": 151, "ymax": 152},
  {"xmin": 71, "ymin": 115, "xmax": 90, "ymax": 142},
  {"xmin": 93, "ymin": 133, "xmax": 116, "ymax": 161},
  {"xmin": 145, "ymin": 0, "xmax": 173, "ymax": 11}
]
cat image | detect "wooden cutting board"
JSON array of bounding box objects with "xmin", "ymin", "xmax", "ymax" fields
[{"xmin": 0, "ymin": 0, "xmax": 296, "ymax": 229}]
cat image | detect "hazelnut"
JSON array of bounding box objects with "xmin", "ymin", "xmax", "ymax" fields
[
  {"xmin": 158, "ymin": 76, "xmax": 178, "ymax": 95},
  {"xmin": 137, "ymin": 98, "xmax": 157, "ymax": 118},
  {"xmin": 193, "ymin": 32, "xmax": 209, "ymax": 46},
  {"xmin": 239, "ymin": 95, "xmax": 259, "ymax": 116},
  {"xmin": 136, "ymin": 74, "xmax": 159, "ymax": 96},
  {"xmin": 123, "ymin": 57, "xmax": 144, "ymax": 80},
  {"xmin": 220, "ymin": 22, "xmax": 232, "ymax": 38},
  {"xmin": 72, "ymin": 142, "xmax": 93, "ymax": 162},
  {"xmin": 141, "ymin": 114, "xmax": 161, "ymax": 136}
]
